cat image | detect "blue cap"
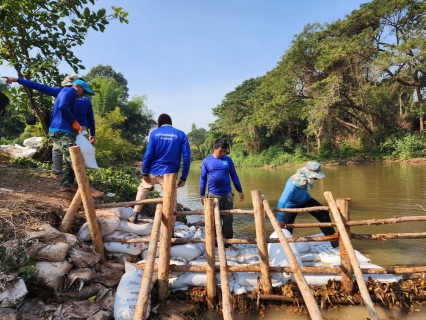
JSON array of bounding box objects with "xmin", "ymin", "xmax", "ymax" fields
[{"xmin": 72, "ymin": 79, "xmax": 94, "ymax": 96}]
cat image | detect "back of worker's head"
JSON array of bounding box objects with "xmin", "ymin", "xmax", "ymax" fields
[{"xmin": 157, "ymin": 114, "xmax": 172, "ymax": 127}]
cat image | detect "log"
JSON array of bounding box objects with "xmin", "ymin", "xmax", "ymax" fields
[
  {"xmin": 351, "ymin": 232, "xmax": 426, "ymax": 240},
  {"xmin": 59, "ymin": 190, "xmax": 82, "ymax": 232},
  {"xmin": 101, "ymin": 234, "xmax": 339, "ymax": 244},
  {"xmin": 135, "ymin": 262, "xmax": 426, "ymax": 275},
  {"xmin": 263, "ymin": 197, "xmax": 324, "ymax": 320},
  {"xmin": 336, "ymin": 198, "xmax": 353, "ymax": 293},
  {"xmin": 324, "ymin": 191, "xmax": 379, "ymax": 320},
  {"xmin": 280, "ymin": 215, "xmax": 426, "ymax": 229},
  {"xmin": 251, "ymin": 190, "xmax": 272, "ymax": 294},
  {"xmin": 158, "ymin": 173, "xmax": 176, "ymax": 300},
  {"xmin": 69, "ymin": 146, "xmax": 106, "ymax": 263},
  {"xmin": 204, "ymin": 198, "xmax": 216, "ymax": 309},
  {"xmin": 214, "ymin": 199, "xmax": 233, "ymax": 320},
  {"xmin": 134, "ymin": 204, "xmax": 162, "ymax": 320},
  {"xmin": 94, "ymin": 198, "xmax": 163, "ymax": 209}
]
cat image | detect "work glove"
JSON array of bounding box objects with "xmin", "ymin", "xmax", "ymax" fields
[{"xmin": 72, "ymin": 121, "xmax": 81, "ymax": 132}]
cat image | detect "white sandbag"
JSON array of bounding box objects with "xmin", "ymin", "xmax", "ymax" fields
[
  {"xmin": 33, "ymin": 260, "xmax": 73, "ymax": 292},
  {"xmin": 77, "ymin": 216, "xmax": 120, "ymax": 242},
  {"xmin": 270, "ymin": 229, "xmax": 310, "ymax": 253},
  {"xmin": 116, "ymin": 220, "xmax": 153, "ymax": 236},
  {"xmin": 268, "ymin": 229, "xmax": 303, "ymax": 266},
  {"xmin": 237, "ymin": 253, "xmax": 260, "ymax": 265},
  {"xmin": 0, "ymin": 277, "xmax": 28, "ymax": 307},
  {"xmin": 141, "ymin": 246, "xmax": 160, "ymax": 259},
  {"xmin": 304, "ymin": 273, "xmax": 342, "ymax": 285},
  {"xmin": 35, "ymin": 237, "xmax": 76, "ymax": 262},
  {"xmin": 235, "ymin": 271, "xmax": 286, "ymax": 288},
  {"xmin": 23, "ymin": 137, "xmax": 43, "ymax": 148},
  {"xmin": 315, "ymin": 246, "xmax": 371, "ymax": 265},
  {"xmin": 170, "ymin": 243, "xmax": 204, "ymax": 262},
  {"xmin": 174, "ymin": 272, "xmax": 207, "ymax": 287},
  {"xmin": 114, "ymin": 261, "xmax": 150, "ymax": 320},
  {"xmin": 360, "ymin": 263, "xmax": 402, "ymax": 283},
  {"xmin": 22, "ymin": 147, "xmax": 37, "ymax": 158},
  {"xmin": 300, "ymin": 253, "xmax": 321, "ymax": 262},
  {"xmin": 173, "ymin": 225, "xmax": 196, "ymax": 239},
  {"xmin": 103, "ymin": 230, "xmax": 147, "ymax": 255},
  {"xmin": 75, "ymin": 133, "xmax": 99, "ymax": 169},
  {"xmin": 116, "ymin": 207, "xmax": 136, "ymax": 221}
]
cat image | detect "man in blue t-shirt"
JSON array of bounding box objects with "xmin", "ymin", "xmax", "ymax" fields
[
  {"xmin": 200, "ymin": 139, "xmax": 244, "ymax": 247},
  {"xmin": 133, "ymin": 114, "xmax": 191, "ymax": 218}
]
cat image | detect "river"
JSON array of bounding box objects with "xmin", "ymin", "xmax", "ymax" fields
[{"xmin": 172, "ymin": 161, "xmax": 426, "ymax": 319}]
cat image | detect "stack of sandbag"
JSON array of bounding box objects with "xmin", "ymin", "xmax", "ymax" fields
[
  {"xmin": 20, "ymin": 224, "xmax": 122, "ymax": 319},
  {"xmin": 77, "ymin": 207, "xmax": 153, "ymax": 259}
]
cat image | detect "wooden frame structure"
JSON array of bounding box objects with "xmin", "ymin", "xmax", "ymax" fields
[{"xmin": 65, "ymin": 150, "xmax": 423, "ymax": 320}]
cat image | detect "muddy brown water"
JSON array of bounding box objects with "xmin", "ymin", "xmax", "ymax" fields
[{"xmin": 172, "ymin": 162, "xmax": 426, "ymax": 319}]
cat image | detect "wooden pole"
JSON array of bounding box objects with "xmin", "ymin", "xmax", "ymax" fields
[
  {"xmin": 134, "ymin": 204, "xmax": 162, "ymax": 320},
  {"xmin": 157, "ymin": 173, "xmax": 177, "ymax": 300},
  {"xmin": 102, "ymin": 234, "xmax": 339, "ymax": 244},
  {"xmin": 69, "ymin": 146, "xmax": 106, "ymax": 263},
  {"xmin": 214, "ymin": 199, "xmax": 233, "ymax": 320},
  {"xmin": 59, "ymin": 191, "xmax": 82, "ymax": 232},
  {"xmin": 204, "ymin": 198, "xmax": 217, "ymax": 309},
  {"xmin": 251, "ymin": 190, "xmax": 272, "ymax": 294},
  {"xmin": 336, "ymin": 198, "xmax": 353, "ymax": 293},
  {"xmin": 135, "ymin": 262, "xmax": 426, "ymax": 275},
  {"xmin": 324, "ymin": 191, "xmax": 379, "ymax": 320},
  {"xmin": 94, "ymin": 198, "xmax": 163, "ymax": 209},
  {"xmin": 263, "ymin": 197, "xmax": 324, "ymax": 320}
]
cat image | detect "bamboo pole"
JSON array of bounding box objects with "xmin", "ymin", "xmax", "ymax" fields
[
  {"xmin": 135, "ymin": 263, "xmax": 426, "ymax": 275},
  {"xmin": 279, "ymin": 215, "xmax": 426, "ymax": 229},
  {"xmin": 351, "ymin": 232, "xmax": 426, "ymax": 240},
  {"xmin": 94, "ymin": 198, "xmax": 163, "ymax": 209},
  {"xmin": 336, "ymin": 198, "xmax": 353, "ymax": 293},
  {"xmin": 263, "ymin": 197, "xmax": 324, "ymax": 320},
  {"xmin": 251, "ymin": 190, "xmax": 272, "ymax": 294},
  {"xmin": 59, "ymin": 190, "xmax": 82, "ymax": 232},
  {"xmin": 102, "ymin": 234, "xmax": 339, "ymax": 244},
  {"xmin": 157, "ymin": 173, "xmax": 177, "ymax": 300},
  {"xmin": 204, "ymin": 198, "xmax": 216, "ymax": 309},
  {"xmin": 69, "ymin": 146, "xmax": 106, "ymax": 263},
  {"xmin": 324, "ymin": 191, "xmax": 379, "ymax": 320},
  {"xmin": 134, "ymin": 204, "xmax": 162, "ymax": 320},
  {"xmin": 214, "ymin": 199, "xmax": 233, "ymax": 320}
]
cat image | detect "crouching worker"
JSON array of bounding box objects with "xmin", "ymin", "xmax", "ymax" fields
[{"xmin": 277, "ymin": 161, "xmax": 338, "ymax": 248}]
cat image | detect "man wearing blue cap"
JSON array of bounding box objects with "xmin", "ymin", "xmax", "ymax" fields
[
  {"xmin": 2, "ymin": 75, "xmax": 97, "ymax": 182},
  {"xmin": 47, "ymin": 79, "xmax": 95, "ymax": 192}
]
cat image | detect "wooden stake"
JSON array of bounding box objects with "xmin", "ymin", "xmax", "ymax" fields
[
  {"xmin": 204, "ymin": 198, "xmax": 216, "ymax": 309},
  {"xmin": 214, "ymin": 199, "xmax": 233, "ymax": 320},
  {"xmin": 336, "ymin": 198, "xmax": 353, "ymax": 293},
  {"xmin": 134, "ymin": 204, "xmax": 162, "ymax": 320},
  {"xmin": 251, "ymin": 190, "xmax": 272, "ymax": 294},
  {"xmin": 324, "ymin": 191, "xmax": 379, "ymax": 320},
  {"xmin": 263, "ymin": 197, "xmax": 324, "ymax": 320},
  {"xmin": 69, "ymin": 146, "xmax": 106, "ymax": 263},
  {"xmin": 158, "ymin": 173, "xmax": 177, "ymax": 300},
  {"xmin": 59, "ymin": 190, "xmax": 82, "ymax": 232}
]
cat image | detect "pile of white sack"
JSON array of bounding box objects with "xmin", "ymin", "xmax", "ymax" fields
[{"xmin": 0, "ymin": 136, "xmax": 43, "ymax": 158}]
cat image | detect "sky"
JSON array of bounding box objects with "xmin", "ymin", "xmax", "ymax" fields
[{"xmin": 0, "ymin": 0, "xmax": 369, "ymax": 134}]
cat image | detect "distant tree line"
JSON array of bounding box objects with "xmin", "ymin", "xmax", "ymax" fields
[{"xmin": 188, "ymin": 0, "xmax": 426, "ymax": 165}]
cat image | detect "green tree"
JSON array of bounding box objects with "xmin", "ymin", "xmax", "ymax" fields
[
  {"xmin": 90, "ymin": 77, "xmax": 125, "ymax": 116},
  {"xmin": 187, "ymin": 123, "xmax": 208, "ymax": 160},
  {"xmin": 0, "ymin": 1, "xmax": 128, "ymax": 134},
  {"xmin": 83, "ymin": 64, "xmax": 129, "ymax": 100}
]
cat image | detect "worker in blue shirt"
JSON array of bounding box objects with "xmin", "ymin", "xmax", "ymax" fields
[
  {"xmin": 2, "ymin": 75, "xmax": 96, "ymax": 182},
  {"xmin": 200, "ymin": 139, "xmax": 244, "ymax": 248},
  {"xmin": 133, "ymin": 113, "xmax": 191, "ymax": 218},
  {"xmin": 277, "ymin": 161, "xmax": 338, "ymax": 248}
]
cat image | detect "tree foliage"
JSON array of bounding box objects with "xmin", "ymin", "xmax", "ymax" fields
[
  {"xmin": 83, "ymin": 64, "xmax": 129, "ymax": 100},
  {"xmin": 210, "ymin": 0, "xmax": 426, "ymax": 158},
  {"xmin": 187, "ymin": 123, "xmax": 208, "ymax": 160},
  {"xmin": 0, "ymin": 0, "xmax": 128, "ymax": 134}
]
